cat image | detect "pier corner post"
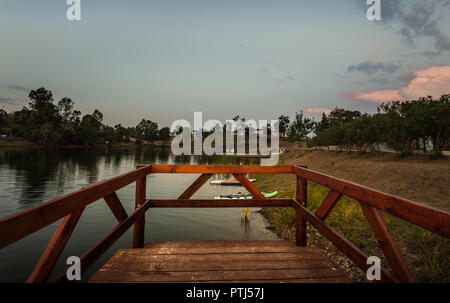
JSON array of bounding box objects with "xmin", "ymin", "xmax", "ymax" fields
[
  {"xmin": 295, "ymin": 173, "xmax": 307, "ymax": 246},
  {"xmin": 133, "ymin": 175, "xmax": 146, "ymax": 248}
]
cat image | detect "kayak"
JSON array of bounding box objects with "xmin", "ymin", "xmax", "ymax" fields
[
  {"xmin": 214, "ymin": 191, "xmax": 278, "ymax": 199},
  {"xmin": 210, "ymin": 179, "xmax": 256, "ymax": 186}
]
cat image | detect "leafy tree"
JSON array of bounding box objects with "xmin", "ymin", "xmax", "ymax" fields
[
  {"xmin": 1, "ymin": 87, "xmax": 175, "ymax": 146},
  {"xmin": 136, "ymin": 119, "xmax": 159, "ymax": 142},
  {"xmin": 315, "ymin": 113, "xmax": 330, "ymax": 133},
  {"xmin": 309, "ymin": 95, "xmax": 449, "ymax": 159},
  {"xmin": 78, "ymin": 110, "xmax": 103, "ymax": 146},
  {"xmin": 158, "ymin": 127, "xmax": 171, "ymax": 141},
  {"xmin": 278, "ymin": 115, "xmax": 290, "ymax": 138},
  {"xmin": 287, "ymin": 111, "xmax": 315, "ymax": 141},
  {"xmin": 114, "ymin": 124, "xmax": 129, "ymax": 142},
  {"xmin": 0, "ymin": 109, "xmax": 11, "ymax": 135},
  {"xmin": 26, "ymin": 87, "xmax": 62, "ymax": 143},
  {"xmin": 327, "ymin": 108, "xmax": 361, "ymax": 125}
]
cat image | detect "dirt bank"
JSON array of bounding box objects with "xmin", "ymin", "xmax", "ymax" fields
[
  {"xmin": 255, "ymin": 142, "xmax": 450, "ymax": 282},
  {"xmin": 281, "ymin": 142, "xmax": 450, "ymax": 211}
]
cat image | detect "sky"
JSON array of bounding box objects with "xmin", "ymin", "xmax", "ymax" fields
[{"xmin": 0, "ymin": 0, "xmax": 449, "ymax": 127}]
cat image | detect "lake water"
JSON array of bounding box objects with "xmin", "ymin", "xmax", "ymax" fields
[{"xmin": 0, "ymin": 147, "xmax": 278, "ymax": 282}]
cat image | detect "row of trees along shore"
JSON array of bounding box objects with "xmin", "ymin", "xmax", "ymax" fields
[
  {"xmin": 1, "ymin": 87, "xmax": 448, "ymax": 158},
  {"xmin": 280, "ymin": 94, "xmax": 450, "ymax": 159},
  {"xmin": 0, "ymin": 87, "xmax": 171, "ymax": 146}
]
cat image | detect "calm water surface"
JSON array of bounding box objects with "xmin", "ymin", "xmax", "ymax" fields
[{"xmin": 0, "ymin": 147, "xmax": 278, "ymax": 282}]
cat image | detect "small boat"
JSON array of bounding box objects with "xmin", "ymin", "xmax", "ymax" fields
[
  {"xmin": 210, "ymin": 179, "xmax": 256, "ymax": 186},
  {"xmin": 214, "ymin": 191, "xmax": 278, "ymax": 199}
]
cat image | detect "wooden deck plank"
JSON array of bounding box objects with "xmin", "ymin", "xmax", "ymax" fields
[
  {"xmin": 143, "ymin": 240, "xmax": 296, "ymax": 248},
  {"xmin": 205, "ymin": 277, "xmax": 351, "ymax": 283},
  {"xmin": 122, "ymin": 246, "xmax": 320, "ymax": 255},
  {"xmin": 91, "ymin": 268, "xmax": 346, "ymax": 283},
  {"xmin": 90, "ymin": 240, "xmax": 349, "ymax": 283},
  {"xmin": 98, "ymin": 259, "xmax": 334, "ymax": 272},
  {"xmin": 104, "ymin": 252, "xmax": 328, "ymax": 263}
]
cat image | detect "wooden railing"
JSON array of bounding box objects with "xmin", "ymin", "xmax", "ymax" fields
[{"xmin": 0, "ymin": 164, "xmax": 448, "ymax": 283}]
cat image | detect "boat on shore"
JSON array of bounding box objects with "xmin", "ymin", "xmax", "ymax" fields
[
  {"xmin": 214, "ymin": 191, "xmax": 278, "ymax": 199},
  {"xmin": 210, "ymin": 179, "xmax": 256, "ymax": 186}
]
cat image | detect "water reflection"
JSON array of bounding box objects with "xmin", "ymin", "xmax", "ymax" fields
[{"xmin": 0, "ymin": 147, "xmax": 278, "ymax": 282}]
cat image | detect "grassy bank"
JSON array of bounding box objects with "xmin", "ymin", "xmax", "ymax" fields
[{"xmin": 254, "ymin": 148, "xmax": 450, "ymax": 282}]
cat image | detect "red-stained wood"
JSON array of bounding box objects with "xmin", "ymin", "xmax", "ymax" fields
[
  {"xmin": 104, "ymin": 192, "xmax": 128, "ymax": 222},
  {"xmin": 54, "ymin": 199, "xmax": 152, "ymax": 283},
  {"xmin": 148, "ymin": 199, "xmax": 293, "ymax": 208},
  {"xmin": 1, "ymin": 163, "xmax": 449, "ymax": 284},
  {"xmin": 293, "ymin": 165, "xmax": 450, "ymax": 239},
  {"xmin": 178, "ymin": 174, "xmax": 213, "ymax": 199},
  {"xmin": 315, "ymin": 190, "xmax": 343, "ymax": 221},
  {"xmin": 292, "ymin": 200, "xmax": 396, "ymax": 282},
  {"xmin": 0, "ymin": 164, "xmax": 152, "ymax": 249},
  {"xmin": 232, "ymin": 174, "xmax": 266, "ymax": 200},
  {"xmin": 90, "ymin": 240, "xmax": 349, "ymax": 283},
  {"xmin": 145, "ymin": 164, "xmax": 294, "ymax": 174},
  {"xmin": 26, "ymin": 208, "xmax": 84, "ymax": 283},
  {"xmin": 133, "ymin": 176, "xmax": 146, "ymax": 248},
  {"xmin": 296, "ymin": 175, "xmax": 307, "ymax": 246},
  {"xmin": 359, "ymin": 202, "xmax": 416, "ymax": 283}
]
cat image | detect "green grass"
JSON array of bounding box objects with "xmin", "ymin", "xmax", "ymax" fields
[{"xmin": 257, "ymin": 175, "xmax": 450, "ymax": 282}]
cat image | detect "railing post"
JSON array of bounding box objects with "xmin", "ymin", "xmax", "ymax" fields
[
  {"xmin": 296, "ymin": 172, "xmax": 307, "ymax": 246},
  {"xmin": 133, "ymin": 176, "xmax": 146, "ymax": 248}
]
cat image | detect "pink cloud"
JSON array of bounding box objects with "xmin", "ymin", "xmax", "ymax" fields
[
  {"xmin": 303, "ymin": 107, "xmax": 332, "ymax": 115},
  {"xmin": 342, "ymin": 89, "xmax": 405, "ymax": 104},
  {"xmin": 343, "ymin": 66, "xmax": 450, "ymax": 104}
]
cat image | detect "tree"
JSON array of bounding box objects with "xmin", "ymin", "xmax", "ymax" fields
[
  {"xmin": 315, "ymin": 113, "xmax": 330, "ymax": 133},
  {"xmin": 78, "ymin": 110, "xmax": 103, "ymax": 146},
  {"xmin": 2, "ymin": 87, "xmax": 179, "ymax": 147},
  {"xmin": 278, "ymin": 115, "xmax": 290, "ymax": 138},
  {"xmin": 287, "ymin": 111, "xmax": 315, "ymax": 141},
  {"xmin": 57, "ymin": 98, "xmax": 74, "ymax": 123},
  {"xmin": 114, "ymin": 124, "xmax": 128, "ymax": 142},
  {"xmin": 25, "ymin": 87, "xmax": 62, "ymax": 144},
  {"xmin": 379, "ymin": 101, "xmax": 419, "ymax": 157},
  {"xmin": 158, "ymin": 127, "xmax": 171, "ymax": 141},
  {"xmin": 328, "ymin": 108, "xmax": 361, "ymax": 125},
  {"xmin": 0, "ymin": 109, "xmax": 11, "ymax": 136},
  {"xmin": 136, "ymin": 119, "xmax": 159, "ymax": 142}
]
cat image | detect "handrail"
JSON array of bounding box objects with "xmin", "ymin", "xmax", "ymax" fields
[
  {"xmin": 0, "ymin": 164, "xmax": 448, "ymax": 283},
  {"xmin": 0, "ymin": 164, "xmax": 152, "ymax": 249},
  {"xmin": 293, "ymin": 165, "xmax": 450, "ymax": 238}
]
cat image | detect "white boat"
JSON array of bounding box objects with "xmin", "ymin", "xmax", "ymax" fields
[{"xmin": 210, "ymin": 179, "xmax": 256, "ymax": 186}]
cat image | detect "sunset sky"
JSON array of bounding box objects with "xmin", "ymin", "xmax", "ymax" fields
[{"xmin": 1, "ymin": 0, "xmax": 449, "ymax": 127}]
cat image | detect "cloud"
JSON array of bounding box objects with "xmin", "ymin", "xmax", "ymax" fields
[
  {"xmin": 347, "ymin": 61, "xmax": 398, "ymax": 76},
  {"xmin": 0, "ymin": 97, "xmax": 17, "ymax": 105},
  {"xmin": 400, "ymin": 2, "xmax": 450, "ymax": 57},
  {"xmin": 278, "ymin": 75, "xmax": 296, "ymax": 84},
  {"xmin": 342, "ymin": 65, "xmax": 450, "ymax": 104},
  {"xmin": 342, "ymin": 89, "xmax": 404, "ymax": 104},
  {"xmin": 1, "ymin": 84, "xmax": 29, "ymax": 93},
  {"xmin": 351, "ymin": 0, "xmax": 450, "ymax": 57},
  {"xmin": 303, "ymin": 107, "xmax": 333, "ymax": 115},
  {"xmin": 352, "ymin": 76, "xmax": 390, "ymax": 85}
]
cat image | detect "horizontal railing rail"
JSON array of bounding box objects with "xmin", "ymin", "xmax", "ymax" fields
[{"xmin": 0, "ymin": 164, "xmax": 448, "ymax": 283}]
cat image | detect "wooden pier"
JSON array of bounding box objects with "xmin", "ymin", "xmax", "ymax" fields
[
  {"xmin": 0, "ymin": 164, "xmax": 449, "ymax": 283},
  {"xmin": 90, "ymin": 240, "xmax": 349, "ymax": 283}
]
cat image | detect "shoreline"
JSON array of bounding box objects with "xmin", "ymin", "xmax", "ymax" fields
[
  {"xmin": 254, "ymin": 143, "xmax": 450, "ymax": 282},
  {"xmin": 0, "ymin": 141, "xmax": 172, "ymax": 149}
]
